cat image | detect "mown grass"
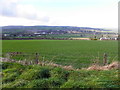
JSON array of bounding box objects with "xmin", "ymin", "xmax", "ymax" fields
[
  {"xmin": 2, "ymin": 40, "xmax": 118, "ymax": 68},
  {"xmin": 2, "ymin": 62, "xmax": 119, "ymax": 88}
]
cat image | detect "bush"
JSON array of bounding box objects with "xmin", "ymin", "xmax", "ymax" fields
[
  {"xmin": 60, "ymin": 80, "xmax": 86, "ymax": 88},
  {"xmin": 2, "ymin": 62, "xmax": 25, "ymax": 70},
  {"xmin": 26, "ymin": 78, "xmax": 66, "ymax": 88},
  {"xmin": 39, "ymin": 68, "xmax": 50, "ymax": 78},
  {"xmin": 2, "ymin": 72, "xmax": 19, "ymax": 83},
  {"xmin": 25, "ymin": 79, "xmax": 49, "ymax": 88},
  {"xmin": 12, "ymin": 79, "xmax": 29, "ymax": 88},
  {"xmin": 61, "ymin": 79, "xmax": 100, "ymax": 88},
  {"xmin": 2, "ymin": 68, "xmax": 21, "ymax": 83},
  {"xmin": 50, "ymin": 67, "xmax": 69, "ymax": 80},
  {"xmin": 2, "ymin": 79, "xmax": 29, "ymax": 88},
  {"xmin": 68, "ymin": 70, "xmax": 91, "ymax": 81},
  {"xmin": 19, "ymin": 66, "xmax": 50, "ymax": 80},
  {"xmin": 3, "ymin": 68, "xmax": 21, "ymax": 74},
  {"xmin": 32, "ymin": 65, "xmax": 52, "ymax": 78},
  {"xmin": 48, "ymin": 77, "xmax": 65, "ymax": 88}
]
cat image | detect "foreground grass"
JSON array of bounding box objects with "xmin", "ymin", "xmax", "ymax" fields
[
  {"xmin": 1, "ymin": 62, "xmax": 119, "ymax": 88},
  {"xmin": 2, "ymin": 40, "xmax": 118, "ymax": 68}
]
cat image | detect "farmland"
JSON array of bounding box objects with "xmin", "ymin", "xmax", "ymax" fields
[{"xmin": 2, "ymin": 40, "xmax": 118, "ymax": 68}]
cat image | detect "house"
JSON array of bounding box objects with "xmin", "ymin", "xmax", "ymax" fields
[
  {"xmin": 100, "ymin": 37, "xmax": 110, "ymax": 40},
  {"xmin": 3, "ymin": 34, "xmax": 10, "ymax": 37},
  {"xmin": 99, "ymin": 37, "xmax": 118, "ymax": 40},
  {"xmin": 34, "ymin": 32, "xmax": 45, "ymax": 36},
  {"xmin": 111, "ymin": 37, "xmax": 118, "ymax": 40}
]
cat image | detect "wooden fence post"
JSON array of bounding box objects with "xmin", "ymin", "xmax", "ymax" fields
[
  {"xmin": 103, "ymin": 53, "xmax": 108, "ymax": 65},
  {"xmin": 35, "ymin": 53, "xmax": 39, "ymax": 64},
  {"xmin": 24, "ymin": 59, "xmax": 28, "ymax": 65}
]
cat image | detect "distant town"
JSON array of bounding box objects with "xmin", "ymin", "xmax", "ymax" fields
[{"xmin": 1, "ymin": 26, "xmax": 118, "ymax": 40}]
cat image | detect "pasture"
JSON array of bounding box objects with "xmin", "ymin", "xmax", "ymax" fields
[{"xmin": 2, "ymin": 40, "xmax": 118, "ymax": 68}]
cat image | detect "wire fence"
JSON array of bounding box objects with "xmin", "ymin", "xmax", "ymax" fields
[{"xmin": 1, "ymin": 52, "xmax": 113, "ymax": 68}]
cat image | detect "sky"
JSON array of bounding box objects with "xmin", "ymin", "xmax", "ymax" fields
[{"xmin": 0, "ymin": 0, "xmax": 119, "ymax": 31}]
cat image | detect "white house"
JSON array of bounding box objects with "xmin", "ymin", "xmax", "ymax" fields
[
  {"xmin": 100, "ymin": 37, "xmax": 118, "ymax": 40},
  {"xmin": 100, "ymin": 37, "xmax": 110, "ymax": 40}
]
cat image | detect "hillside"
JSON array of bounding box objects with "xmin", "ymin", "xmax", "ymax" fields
[
  {"xmin": 2, "ymin": 26, "xmax": 117, "ymax": 40},
  {"xmin": 2, "ymin": 26, "xmax": 112, "ymax": 34}
]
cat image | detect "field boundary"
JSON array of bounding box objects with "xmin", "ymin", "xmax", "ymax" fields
[{"xmin": 1, "ymin": 57, "xmax": 119, "ymax": 71}]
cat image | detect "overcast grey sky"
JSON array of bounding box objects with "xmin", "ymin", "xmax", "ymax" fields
[{"xmin": 0, "ymin": 0, "xmax": 119, "ymax": 31}]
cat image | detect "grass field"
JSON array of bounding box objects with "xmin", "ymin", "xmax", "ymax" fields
[{"xmin": 2, "ymin": 40, "xmax": 118, "ymax": 68}]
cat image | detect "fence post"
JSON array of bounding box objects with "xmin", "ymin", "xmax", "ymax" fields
[
  {"xmin": 103, "ymin": 53, "xmax": 108, "ymax": 65},
  {"xmin": 24, "ymin": 59, "xmax": 28, "ymax": 65},
  {"xmin": 35, "ymin": 53, "xmax": 39, "ymax": 64},
  {"xmin": 31, "ymin": 61, "xmax": 33, "ymax": 65}
]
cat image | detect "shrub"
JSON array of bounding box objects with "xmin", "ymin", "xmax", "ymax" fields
[
  {"xmin": 3, "ymin": 68, "xmax": 21, "ymax": 74},
  {"xmin": 25, "ymin": 79, "xmax": 49, "ymax": 88},
  {"xmin": 26, "ymin": 78, "xmax": 65, "ymax": 88},
  {"xmin": 2, "ymin": 79, "xmax": 29, "ymax": 88},
  {"xmin": 19, "ymin": 66, "xmax": 50, "ymax": 80},
  {"xmin": 39, "ymin": 68, "xmax": 50, "ymax": 78},
  {"xmin": 2, "ymin": 62, "xmax": 24, "ymax": 70},
  {"xmin": 2, "ymin": 72, "xmax": 19, "ymax": 83},
  {"xmin": 2, "ymin": 62, "xmax": 13, "ymax": 69},
  {"xmin": 2, "ymin": 82, "xmax": 14, "ymax": 88},
  {"xmin": 50, "ymin": 67, "xmax": 69, "ymax": 80},
  {"xmin": 47, "ymin": 77, "xmax": 66, "ymax": 88},
  {"xmin": 68, "ymin": 70, "xmax": 93, "ymax": 81},
  {"xmin": 12, "ymin": 79, "xmax": 29, "ymax": 88},
  {"xmin": 2, "ymin": 68, "xmax": 21, "ymax": 83},
  {"xmin": 60, "ymin": 80, "xmax": 86, "ymax": 88},
  {"xmin": 18, "ymin": 69, "xmax": 40, "ymax": 80}
]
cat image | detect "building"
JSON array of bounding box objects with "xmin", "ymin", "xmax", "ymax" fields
[{"xmin": 100, "ymin": 37, "xmax": 118, "ymax": 40}]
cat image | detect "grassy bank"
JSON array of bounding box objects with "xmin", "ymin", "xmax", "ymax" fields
[{"xmin": 1, "ymin": 62, "xmax": 119, "ymax": 88}]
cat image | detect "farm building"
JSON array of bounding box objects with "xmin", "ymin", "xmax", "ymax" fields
[{"xmin": 99, "ymin": 37, "xmax": 118, "ymax": 40}]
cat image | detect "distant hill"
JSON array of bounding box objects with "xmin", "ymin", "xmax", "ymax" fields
[{"xmin": 2, "ymin": 25, "xmax": 112, "ymax": 34}]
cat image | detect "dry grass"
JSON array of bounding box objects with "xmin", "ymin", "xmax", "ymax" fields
[
  {"xmin": 86, "ymin": 61, "xmax": 119, "ymax": 70},
  {"xmin": 1, "ymin": 57, "xmax": 119, "ymax": 71}
]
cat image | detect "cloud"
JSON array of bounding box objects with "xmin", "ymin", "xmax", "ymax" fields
[
  {"xmin": 0, "ymin": 15, "xmax": 50, "ymax": 26},
  {"xmin": 0, "ymin": 0, "xmax": 50, "ymax": 22},
  {"xmin": 0, "ymin": 0, "xmax": 118, "ymax": 29},
  {"xmin": 16, "ymin": 4, "xmax": 37, "ymax": 19},
  {"xmin": 0, "ymin": 0, "xmax": 19, "ymax": 17},
  {"xmin": 16, "ymin": 4, "xmax": 50, "ymax": 22}
]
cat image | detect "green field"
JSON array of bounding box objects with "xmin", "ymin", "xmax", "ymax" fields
[{"xmin": 2, "ymin": 40, "xmax": 118, "ymax": 68}]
